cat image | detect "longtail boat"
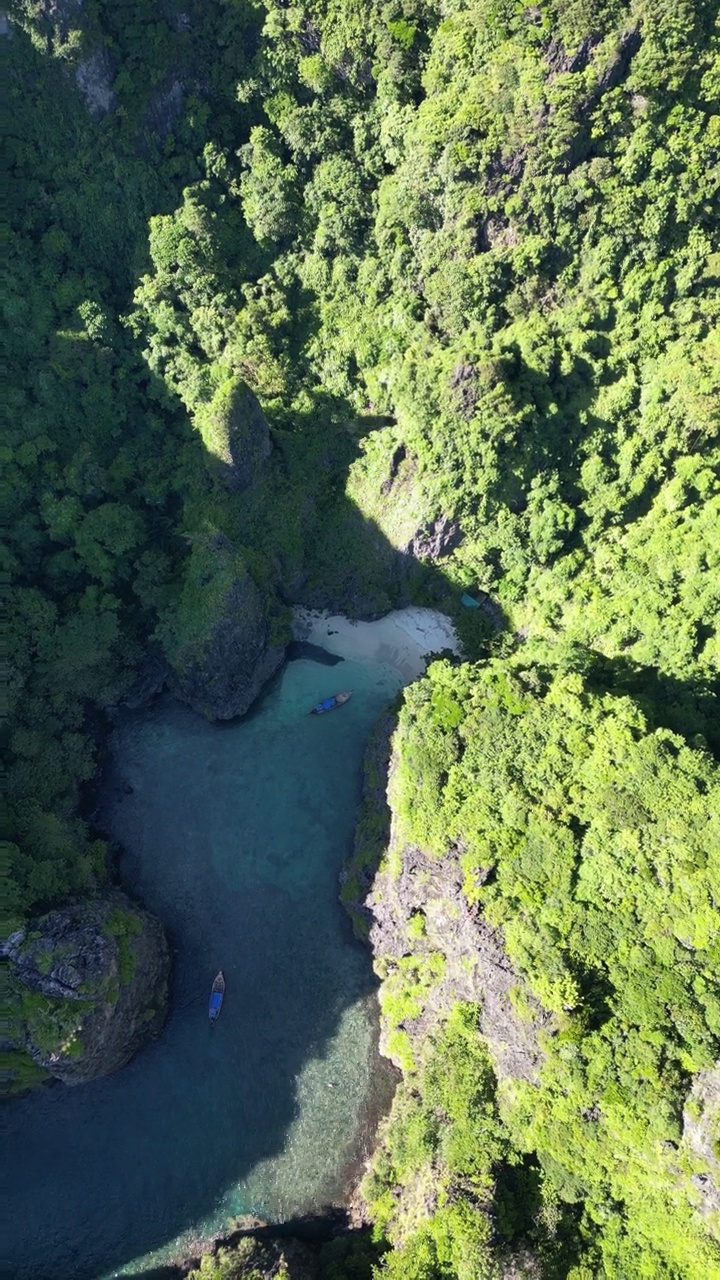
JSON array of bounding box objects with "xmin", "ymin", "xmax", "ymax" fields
[
  {"xmin": 209, "ymin": 970, "xmax": 225, "ymax": 1022},
  {"xmin": 310, "ymin": 691, "xmax": 352, "ymax": 715}
]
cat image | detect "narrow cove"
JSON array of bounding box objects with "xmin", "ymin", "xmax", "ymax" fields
[{"xmin": 5, "ymin": 610, "xmax": 457, "ymax": 1280}]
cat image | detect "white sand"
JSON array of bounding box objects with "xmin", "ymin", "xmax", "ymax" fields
[{"xmin": 292, "ymin": 606, "xmax": 461, "ymax": 685}]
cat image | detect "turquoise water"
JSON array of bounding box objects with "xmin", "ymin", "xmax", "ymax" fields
[{"xmin": 5, "ymin": 653, "xmax": 401, "ymax": 1280}]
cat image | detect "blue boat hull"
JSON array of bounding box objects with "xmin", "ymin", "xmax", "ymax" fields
[
  {"xmin": 311, "ymin": 697, "xmax": 340, "ymax": 714},
  {"xmin": 310, "ymin": 691, "xmax": 352, "ymax": 715},
  {"xmin": 209, "ymin": 970, "xmax": 225, "ymax": 1021}
]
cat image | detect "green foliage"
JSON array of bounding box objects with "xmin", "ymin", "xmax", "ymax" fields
[
  {"xmin": 0, "ymin": 1048, "xmax": 51, "ymax": 1096},
  {"xmin": 319, "ymin": 1233, "xmax": 386, "ymax": 1279},
  {"xmin": 104, "ymin": 907, "xmax": 143, "ymax": 985},
  {"xmin": 6, "ymin": 0, "xmax": 720, "ymax": 1270},
  {"xmin": 19, "ymin": 989, "xmax": 85, "ymax": 1057},
  {"xmin": 389, "ymin": 660, "xmax": 720, "ymax": 1273},
  {"xmin": 380, "ymin": 953, "xmax": 446, "ymax": 1038},
  {"xmin": 240, "ymin": 126, "xmax": 301, "ymax": 246},
  {"xmin": 365, "ymin": 1005, "xmax": 509, "ymax": 1279},
  {"xmin": 187, "ymin": 1237, "xmax": 291, "ymax": 1279}
]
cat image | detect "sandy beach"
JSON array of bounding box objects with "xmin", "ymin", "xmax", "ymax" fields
[{"xmin": 292, "ymin": 607, "xmax": 461, "ymax": 685}]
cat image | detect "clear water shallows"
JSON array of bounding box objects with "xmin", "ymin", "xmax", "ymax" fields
[{"xmin": 4, "ymin": 652, "xmax": 401, "ymax": 1279}]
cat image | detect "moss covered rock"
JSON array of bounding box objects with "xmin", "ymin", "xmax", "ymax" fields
[
  {"xmin": 160, "ymin": 532, "xmax": 288, "ymax": 720},
  {"xmin": 3, "ymin": 892, "xmax": 169, "ymax": 1086},
  {"xmin": 196, "ymin": 376, "xmax": 272, "ymax": 492}
]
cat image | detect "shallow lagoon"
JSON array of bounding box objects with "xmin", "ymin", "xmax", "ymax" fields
[{"xmin": 5, "ymin": 649, "xmax": 404, "ymax": 1280}]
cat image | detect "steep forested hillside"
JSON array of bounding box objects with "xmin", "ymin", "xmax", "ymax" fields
[
  {"xmin": 5, "ymin": 0, "xmax": 719, "ymax": 1274},
  {"xmin": 360, "ymin": 660, "xmax": 720, "ymax": 1276}
]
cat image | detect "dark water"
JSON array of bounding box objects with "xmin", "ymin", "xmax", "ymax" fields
[{"xmin": 4, "ymin": 654, "xmax": 402, "ymax": 1280}]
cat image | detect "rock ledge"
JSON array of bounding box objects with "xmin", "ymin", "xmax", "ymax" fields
[{"xmin": 4, "ymin": 892, "xmax": 169, "ymax": 1085}]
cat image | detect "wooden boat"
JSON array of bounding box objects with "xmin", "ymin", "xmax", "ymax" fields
[
  {"xmin": 209, "ymin": 970, "xmax": 225, "ymax": 1022},
  {"xmin": 310, "ymin": 691, "xmax": 352, "ymax": 715}
]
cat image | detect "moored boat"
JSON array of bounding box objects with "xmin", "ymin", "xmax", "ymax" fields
[
  {"xmin": 209, "ymin": 970, "xmax": 225, "ymax": 1022},
  {"xmin": 310, "ymin": 690, "xmax": 352, "ymax": 715}
]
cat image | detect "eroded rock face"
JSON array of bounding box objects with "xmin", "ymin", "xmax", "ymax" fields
[
  {"xmin": 142, "ymin": 77, "xmax": 184, "ymax": 140},
  {"xmin": 352, "ymin": 727, "xmax": 550, "ymax": 1083},
  {"xmin": 403, "ymin": 513, "xmax": 463, "ymax": 562},
  {"xmin": 75, "ymin": 47, "xmax": 115, "ymax": 116},
  {"xmin": 683, "ymin": 1063, "xmax": 720, "ymax": 1233},
  {"xmin": 162, "ymin": 534, "xmax": 287, "ymax": 721},
  {"xmin": 4, "ymin": 893, "xmax": 169, "ymax": 1085},
  {"xmin": 367, "ymin": 843, "xmax": 549, "ymax": 1082},
  {"xmin": 196, "ymin": 377, "xmax": 272, "ymax": 493}
]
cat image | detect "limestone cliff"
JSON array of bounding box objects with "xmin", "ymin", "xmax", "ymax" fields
[
  {"xmin": 367, "ymin": 842, "xmax": 550, "ymax": 1083},
  {"xmin": 683, "ymin": 1063, "xmax": 720, "ymax": 1236},
  {"xmin": 344, "ymin": 716, "xmax": 550, "ymax": 1084},
  {"xmin": 338, "ymin": 713, "xmax": 550, "ymax": 1278},
  {"xmin": 4, "ymin": 892, "xmax": 169, "ymax": 1085},
  {"xmin": 158, "ymin": 532, "xmax": 288, "ymax": 721},
  {"xmin": 196, "ymin": 376, "xmax": 272, "ymax": 493}
]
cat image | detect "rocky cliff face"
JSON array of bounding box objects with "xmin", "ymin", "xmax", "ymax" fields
[
  {"xmin": 683, "ymin": 1063, "xmax": 720, "ymax": 1235},
  {"xmin": 4, "ymin": 892, "xmax": 169, "ymax": 1085},
  {"xmin": 367, "ymin": 841, "xmax": 550, "ymax": 1084},
  {"xmin": 345, "ymin": 719, "xmax": 550, "ymax": 1085},
  {"xmin": 160, "ymin": 533, "xmax": 288, "ymax": 721},
  {"xmin": 196, "ymin": 377, "xmax": 272, "ymax": 493},
  {"xmin": 337, "ymin": 714, "xmax": 551, "ymax": 1277},
  {"xmin": 124, "ymin": 382, "xmax": 281, "ymax": 722}
]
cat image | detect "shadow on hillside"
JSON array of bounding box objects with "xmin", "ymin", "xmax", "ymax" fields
[
  {"xmin": 10, "ymin": 321, "xmax": 713, "ymax": 1280},
  {"xmin": 570, "ymin": 646, "xmax": 720, "ymax": 758},
  {"xmin": 9, "ymin": 19, "xmax": 716, "ymax": 1271},
  {"xmin": 6, "ymin": 214, "xmax": 504, "ymax": 1280},
  {"xmin": 200, "ymin": 377, "xmax": 512, "ymax": 653},
  {"xmin": 129, "ymin": 1210, "xmax": 378, "ymax": 1280},
  {"xmin": 485, "ymin": 342, "xmax": 610, "ymax": 549}
]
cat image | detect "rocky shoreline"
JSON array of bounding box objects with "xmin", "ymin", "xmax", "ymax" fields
[
  {"xmin": 5, "ymin": 603, "xmax": 460, "ymax": 1271},
  {"xmin": 129, "ymin": 651, "xmax": 546, "ymax": 1278},
  {"xmin": 112, "ymin": 608, "xmax": 459, "ymax": 1276},
  {"xmin": 4, "ymin": 891, "xmax": 170, "ymax": 1086}
]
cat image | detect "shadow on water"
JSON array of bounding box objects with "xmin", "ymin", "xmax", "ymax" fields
[
  {"xmin": 8, "ymin": 329, "xmax": 710, "ymax": 1280},
  {"xmin": 6, "ymin": 362, "xmax": 709, "ymax": 1280},
  {"xmin": 2, "ymin": 247, "xmax": 492, "ymax": 1280},
  {"xmin": 5, "ymin": 657, "xmax": 400, "ymax": 1280},
  {"xmin": 10, "ymin": 29, "xmax": 711, "ymax": 1270},
  {"xmin": 125, "ymin": 1212, "xmax": 364, "ymax": 1280},
  {"xmin": 12, "ymin": 365, "xmax": 708, "ymax": 1278}
]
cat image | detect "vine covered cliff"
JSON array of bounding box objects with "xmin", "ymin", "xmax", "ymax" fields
[{"xmin": 354, "ymin": 659, "xmax": 720, "ymax": 1277}]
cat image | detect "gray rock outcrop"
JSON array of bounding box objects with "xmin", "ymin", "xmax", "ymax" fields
[
  {"xmin": 4, "ymin": 892, "xmax": 169, "ymax": 1085},
  {"xmin": 142, "ymin": 76, "xmax": 185, "ymax": 140},
  {"xmin": 347, "ymin": 721, "xmax": 550, "ymax": 1083},
  {"xmin": 367, "ymin": 841, "xmax": 550, "ymax": 1083},
  {"xmin": 402, "ymin": 513, "xmax": 463, "ymax": 562},
  {"xmin": 75, "ymin": 47, "xmax": 115, "ymax": 116},
  {"xmin": 683, "ymin": 1063, "xmax": 720, "ymax": 1233}
]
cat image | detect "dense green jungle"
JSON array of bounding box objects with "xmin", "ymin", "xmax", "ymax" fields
[{"xmin": 4, "ymin": 0, "xmax": 720, "ymax": 1275}]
